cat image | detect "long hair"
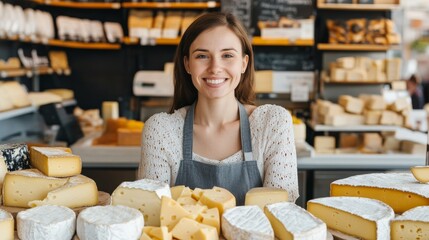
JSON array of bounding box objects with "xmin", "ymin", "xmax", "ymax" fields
[{"xmin": 169, "ymin": 12, "xmax": 255, "ymax": 113}]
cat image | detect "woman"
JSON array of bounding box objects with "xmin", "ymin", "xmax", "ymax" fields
[{"xmin": 138, "ymin": 12, "xmax": 298, "ymax": 204}]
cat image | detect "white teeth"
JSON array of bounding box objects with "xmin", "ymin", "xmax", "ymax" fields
[{"xmin": 206, "ymin": 79, "xmax": 225, "ymax": 85}]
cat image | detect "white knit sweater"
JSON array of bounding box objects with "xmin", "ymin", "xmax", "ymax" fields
[{"xmin": 138, "ymin": 104, "xmax": 299, "ymax": 202}]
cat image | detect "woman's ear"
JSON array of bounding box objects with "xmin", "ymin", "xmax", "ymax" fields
[
  {"xmin": 184, "ymin": 56, "xmax": 190, "ymax": 74},
  {"xmin": 242, "ymin": 54, "xmax": 249, "ymax": 74}
]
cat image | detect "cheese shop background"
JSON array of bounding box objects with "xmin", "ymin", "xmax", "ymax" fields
[{"xmin": 0, "ymin": 0, "xmax": 428, "ymax": 208}]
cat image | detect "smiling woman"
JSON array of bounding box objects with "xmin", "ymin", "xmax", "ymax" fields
[{"xmin": 138, "ymin": 12, "xmax": 299, "ymax": 205}]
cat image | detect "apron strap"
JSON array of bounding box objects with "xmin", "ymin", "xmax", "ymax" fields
[{"xmin": 182, "ymin": 101, "xmax": 254, "ymax": 161}]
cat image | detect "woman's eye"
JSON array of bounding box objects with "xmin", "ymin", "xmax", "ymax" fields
[
  {"xmin": 223, "ymin": 53, "xmax": 234, "ymax": 58},
  {"xmin": 196, "ymin": 54, "xmax": 208, "ymax": 59}
]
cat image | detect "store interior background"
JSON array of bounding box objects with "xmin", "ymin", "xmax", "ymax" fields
[{"xmin": 1, "ymin": 0, "xmax": 429, "ymax": 207}]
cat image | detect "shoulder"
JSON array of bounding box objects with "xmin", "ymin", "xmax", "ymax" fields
[
  {"xmin": 143, "ymin": 107, "xmax": 188, "ymax": 132},
  {"xmin": 249, "ymin": 104, "xmax": 292, "ymax": 121}
]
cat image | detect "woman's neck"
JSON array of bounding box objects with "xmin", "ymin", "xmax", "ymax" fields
[{"xmin": 193, "ymin": 97, "xmax": 239, "ymax": 127}]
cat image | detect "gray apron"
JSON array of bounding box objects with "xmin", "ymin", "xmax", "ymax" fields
[{"xmin": 175, "ymin": 101, "xmax": 263, "ymax": 205}]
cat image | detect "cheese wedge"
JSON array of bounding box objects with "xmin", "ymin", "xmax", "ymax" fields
[
  {"xmin": 171, "ymin": 218, "xmax": 217, "ymax": 240},
  {"xmin": 307, "ymin": 197, "xmax": 394, "ymax": 240},
  {"xmin": 199, "ymin": 208, "xmax": 220, "ymax": 235},
  {"xmin": 264, "ymin": 202, "xmax": 326, "ymax": 240},
  {"xmin": 331, "ymin": 173, "xmax": 429, "ymax": 213},
  {"xmin": 160, "ymin": 196, "xmax": 191, "ymax": 231},
  {"xmin": 111, "ymin": 179, "xmax": 171, "ymax": 226},
  {"xmin": 411, "ymin": 166, "xmax": 429, "ymax": 183},
  {"xmin": 28, "ymin": 174, "xmax": 98, "ymax": 208},
  {"xmin": 0, "ymin": 209, "xmax": 14, "ymax": 240},
  {"xmin": 391, "ymin": 206, "xmax": 429, "ymax": 240},
  {"xmin": 199, "ymin": 186, "xmax": 236, "ymax": 216},
  {"xmin": 2, "ymin": 169, "xmax": 68, "ymax": 207},
  {"xmin": 245, "ymin": 187, "xmax": 288, "ymax": 210},
  {"xmin": 30, "ymin": 147, "xmax": 81, "ymax": 177}
]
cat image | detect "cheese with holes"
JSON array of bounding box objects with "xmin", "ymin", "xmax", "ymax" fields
[
  {"xmin": 307, "ymin": 197, "xmax": 394, "ymax": 240},
  {"xmin": 222, "ymin": 206, "xmax": 274, "ymax": 240},
  {"xmin": 0, "ymin": 143, "xmax": 30, "ymax": 171},
  {"xmin": 77, "ymin": 205, "xmax": 144, "ymax": 240},
  {"xmin": 199, "ymin": 187, "xmax": 236, "ymax": 216},
  {"xmin": 111, "ymin": 178, "xmax": 171, "ymax": 226},
  {"xmin": 160, "ymin": 196, "xmax": 191, "ymax": 230},
  {"xmin": 145, "ymin": 226, "xmax": 172, "ymax": 240},
  {"xmin": 30, "ymin": 147, "xmax": 81, "ymax": 177},
  {"xmin": 170, "ymin": 185, "xmax": 192, "ymax": 200},
  {"xmin": 199, "ymin": 208, "xmax": 220, "ymax": 234},
  {"xmin": 17, "ymin": 205, "xmax": 76, "ymax": 240},
  {"xmin": 265, "ymin": 202, "xmax": 326, "ymax": 240},
  {"xmin": 245, "ymin": 187, "xmax": 288, "ymax": 210},
  {"xmin": 331, "ymin": 173, "xmax": 429, "ymax": 213},
  {"xmin": 0, "ymin": 209, "xmax": 13, "ymax": 240},
  {"xmin": 182, "ymin": 204, "xmax": 207, "ymax": 221},
  {"xmin": 171, "ymin": 218, "xmax": 217, "ymax": 240},
  {"xmin": 2, "ymin": 169, "xmax": 68, "ymax": 207},
  {"xmin": 192, "ymin": 228, "xmax": 219, "ymax": 240},
  {"xmin": 411, "ymin": 166, "xmax": 429, "ymax": 183},
  {"xmin": 28, "ymin": 174, "xmax": 98, "ymax": 208},
  {"xmin": 391, "ymin": 206, "xmax": 429, "ymax": 240}
]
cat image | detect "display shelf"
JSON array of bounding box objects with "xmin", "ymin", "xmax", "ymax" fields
[
  {"xmin": 252, "ymin": 37, "xmax": 314, "ymax": 46},
  {"xmin": 47, "ymin": 39, "xmax": 121, "ymax": 50},
  {"xmin": 309, "ymin": 121, "xmax": 401, "ymax": 132},
  {"xmin": 123, "ymin": 37, "xmax": 180, "ymax": 45},
  {"xmin": 317, "ymin": 3, "xmax": 400, "ymax": 11},
  {"xmin": 32, "ymin": 0, "xmax": 121, "ymax": 9},
  {"xmin": 0, "ymin": 99, "xmax": 77, "ymax": 121},
  {"xmin": 298, "ymin": 153, "xmax": 425, "ymax": 170},
  {"xmin": 318, "ymin": 43, "xmax": 400, "ymax": 51},
  {"xmin": 0, "ymin": 69, "xmax": 29, "ymax": 78},
  {"xmin": 323, "ymin": 80, "xmax": 394, "ymax": 85},
  {"xmin": 122, "ymin": 1, "xmax": 220, "ymax": 9}
]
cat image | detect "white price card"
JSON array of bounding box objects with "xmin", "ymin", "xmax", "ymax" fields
[{"xmin": 291, "ymin": 83, "xmax": 309, "ymax": 102}]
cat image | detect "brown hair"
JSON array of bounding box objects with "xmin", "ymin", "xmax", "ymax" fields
[{"xmin": 169, "ymin": 12, "xmax": 255, "ymax": 113}]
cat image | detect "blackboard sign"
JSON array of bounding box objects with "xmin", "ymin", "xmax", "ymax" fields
[
  {"xmin": 254, "ymin": 0, "xmax": 314, "ymax": 21},
  {"xmin": 255, "ymin": 52, "xmax": 314, "ymax": 71},
  {"xmin": 221, "ymin": 0, "xmax": 255, "ymax": 35}
]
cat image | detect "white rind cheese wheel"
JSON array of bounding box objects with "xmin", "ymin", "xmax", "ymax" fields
[
  {"xmin": 222, "ymin": 205, "xmax": 274, "ymax": 240},
  {"xmin": 0, "ymin": 209, "xmax": 14, "ymax": 240},
  {"xmin": 307, "ymin": 197, "xmax": 394, "ymax": 240},
  {"xmin": 265, "ymin": 202, "xmax": 327, "ymax": 240},
  {"xmin": 391, "ymin": 206, "xmax": 429, "ymax": 240},
  {"xmin": 17, "ymin": 205, "xmax": 76, "ymax": 240},
  {"xmin": 77, "ymin": 205, "xmax": 144, "ymax": 240}
]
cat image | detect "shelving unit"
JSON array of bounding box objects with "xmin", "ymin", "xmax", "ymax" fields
[
  {"xmin": 47, "ymin": 40, "xmax": 121, "ymax": 50},
  {"xmin": 317, "ymin": 3, "xmax": 400, "ymax": 11},
  {"xmin": 309, "ymin": 121, "xmax": 401, "ymax": 132},
  {"xmin": 122, "ymin": 1, "xmax": 220, "ymax": 9},
  {"xmin": 0, "ymin": 99, "xmax": 77, "ymax": 121},
  {"xmin": 252, "ymin": 37, "xmax": 314, "ymax": 46},
  {"xmin": 32, "ymin": 0, "xmax": 121, "ymax": 9},
  {"xmin": 317, "ymin": 43, "xmax": 400, "ymax": 51}
]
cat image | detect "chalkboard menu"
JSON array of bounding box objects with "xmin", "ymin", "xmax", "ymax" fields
[
  {"xmin": 221, "ymin": 0, "xmax": 254, "ymax": 35},
  {"xmin": 255, "ymin": 52, "xmax": 314, "ymax": 71}
]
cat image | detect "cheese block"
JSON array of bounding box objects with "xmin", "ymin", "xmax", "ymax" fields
[
  {"xmin": 171, "ymin": 217, "xmax": 217, "ymax": 240},
  {"xmin": 314, "ymin": 136, "xmax": 335, "ymax": 154},
  {"xmin": 101, "ymin": 101, "xmax": 119, "ymax": 121},
  {"xmin": 391, "ymin": 206, "xmax": 429, "ymax": 240},
  {"xmin": 325, "ymin": 113, "xmax": 364, "ymax": 126},
  {"xmin": 264, "ymin": 202, "xmax": 326, "ymax": 240},
  {"xmin": 364, "ymin": 110, "xmax": 382, "ymax": 125},
  {"xmin": 17, "ymin": 205, "xmax": 76, "ymax": 240},
  {"xmin": 338, "ymin": 95, "xmax": 364, "ymax": 114},
  {"xmin": 191, "ymin": 228, "xmax": 218, "ymax": 240},
  {"xmin": 380, "ymin": 110, "xmax": 401, "ymax": 125},
  {"xmin": 245, "ymin": 187, "xmax": 288, "ymax": 210},
  {"xmin": 30, "ymin": 146, "xmax": 81, "ymax": 177},
  {"xmin": 222, "ymin": 206, "xmax": 274, "ymax": 240},
  {"xmin": 177, "ymin": 196, "xmax": 197, "ymax": 205},
  {"xmin": 160, "ymin": 196, "xmax": 191, "ymax": 231},
  {"xmin": 362, "ymin": 133, "xmax": 383, "ymax": 153},
  {"xmin": 339, "ymin": 133, "xmax": 359, "ymax": 149},
  {"xmin": 199, "ymin": 208, "xmax": 220, "ymax": 235},
  {"xmin": 411, "ymin": 166, "xmax": 429, "ymax": 183},
  {"xmin": 170, "ymin": 185, "xmax": 190, "ymax": 200},
  {"xmin": 111, "ymin": 178, "xmax": 171, "ymax": 226},
  {"xmin": 45, "ymin": 89, "xmax": 74, "ymax": 100},
  {"xmin": 28, "ymin": 174, "xmax": 98, "ymax": 208},
  {"xmin": 401, "ymin": 141, "xmax": 426, "ymax": 155},
  {"xmin": 145, "ymin": 226, "xmax": 172, "ymax": 240},
  {"xmin": 383, "ymin": 136, "xmax": 401, "ymax": 151},
  {"xmin": 389, "ymin": 98, "xmax": 410, "ymax": 112},
  {"xmin": 0, "ymin": 209, "xmax": 13, "ymax": 240},
  {"xmin": 0, "ymin": 143, "xmax": 30, "ymax": 171},
  {"xmin": 385, "ymin": 58, "xmax": 401, "ymax": 81},
  {"xmin": 77, "ymin": 205, "xmax": 144, "ymax": 240},
  {"xmin": 182, "ymin": 204, "xmax": 207, "ymax": 221},
  {"xmin": 2, "ymin": 169, "xmax": 68, "ymax": 207},
  {"xmin": 0, "ymin": 156, "xmax": 7, "ymax": 194},
  {"xmin": 365, "ymin": 95, "xmax": 386, "ymax": 110},
  {"xmin": 0, "ymin": 81, "xmax": 31, "ymax": 108},
  {"xmin": 28, "ymin": 92, "xmax": 62, "ymax": 106},
  {"xmin": 307, "ymin": 197, "xmax": 394, "ymax": 240},
  {"xmin": 331, "ymin": 173, "xmax": 429, "ymax": 213},
  {"xmin": 337, "ymin": 57, "xmax": 355, "ymax": 69},
  {"xmin": 199, "ymin": 186, "xmax": 236, "ymax": 216},
  {"xmin": 0, "ymin": 83, "xmax": 14, "ymax": 112}
]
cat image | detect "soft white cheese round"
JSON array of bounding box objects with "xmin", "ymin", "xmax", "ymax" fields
[
  {"xmin": 17, "ymin": 205, "xmax": 76, "ymax": 240},
  {"xmin": 77, "ymin": 205, "xmax": 144, "ymax": 240}
]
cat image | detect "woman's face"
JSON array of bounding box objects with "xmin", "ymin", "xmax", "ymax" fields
[{"xmin": 184, "ymin": 26, "xmax": 249, "ymax": 101}]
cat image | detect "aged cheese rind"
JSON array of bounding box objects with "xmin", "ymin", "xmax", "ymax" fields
[
  {"xmin": 391, "ymin": 206, "xmax": 429, "ymax": 240},
  {"xmin": 265, "ymin": 202, "xmax": 326, "ymax": 240},
  {"xmin": 331, "ymin": 173, "xmax": 429, "ymax": 213},
  {"xmin": 17, "ymin": 205, "xmax": 76, "ymax": 240},
  {"xmin": 307, "ymin": 197, "xmax": 394, "ymax": 240},
  {"xmin": 77, "ymin": 205, "xmax": 144, "ymax": 240},
  {"xmin": 30, "ymin": 147, "xmax": 81, "ymax": 177}
]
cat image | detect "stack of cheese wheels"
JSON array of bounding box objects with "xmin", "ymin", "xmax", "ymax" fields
[
  {"xmin": 391, "ymin": 206, "xmax": 429, "ymax": 239},
  {"xmin": 1, "ymin": 146, "xmax": 99, "ymax": 209},
  {"xmin": 330, "ymin": 172, "xmax": 429, "ymax": 213},
  {"xmin": 307, "ymin": 196, "xmax": 394, "ymax": 240},
  {"xmin": 0, "ymin": 208, "xmax": 13, "ymax": 239},
  {"xmin": 77, "ymin": 205, "xmax": 144, "ymax": 240},
  {"xmin": 17, "ymin": 205, "xmax": 76, "ymax": 240}
]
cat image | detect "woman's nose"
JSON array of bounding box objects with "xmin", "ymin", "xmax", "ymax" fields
[{"xmin": 208, "ymin": 57, "xmax": 222, "ymax": 74}]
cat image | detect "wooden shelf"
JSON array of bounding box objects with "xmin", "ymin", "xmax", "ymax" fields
[
  {"xmin": 252, "ymin": 37, "xmax": 314, "ymax": 46},
  {"xmin": 317, "ymin": 43, "xmax": 400, "ymax": 51},
  {"xmin": 122, "ymin": 1, "xmax": 220, "ymax": 9},
  {"xmin": 323, "ymin": 80, "xmax": 395, "ymax": 85},
  {"xmin": 309, "ymin": 122, "xmax": 401, "ymax": 132},
  {"xmin": 48, "ymin": 39, "xmax": 121, "ymax": 50},
  {"xmin": 318, "ymin": 3, "xmax": 400, "ymax": 11},
  {"xmin": 32, "ymin": 0, "xmax": 121, "ymax": 9},
  {"xmin": 0, "ymin": 69, "xmax": 29, "ymax": 78},
  {"xmin": 0, "ymin": 99, "xmax": 76, "ymax": 121},
  {"xmin": 123, "ymin": 37, "xmax": 180, "ymax": 45}
]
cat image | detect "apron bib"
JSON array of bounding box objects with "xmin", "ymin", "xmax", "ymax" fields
[{"xmin": 175, "ymin": 101, "xmax": 262, "ymax": 205}]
